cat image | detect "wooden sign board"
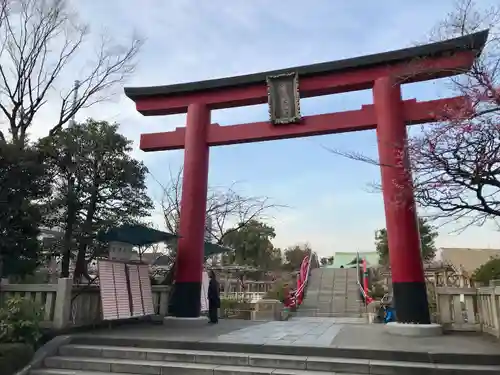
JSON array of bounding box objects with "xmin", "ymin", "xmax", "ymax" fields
[
  {"xmin": 98, "ymin": 260, "xmax": 154, "ymax": 321},
  {"xmin": 266, "ymin": 72, "xmax": 301, "ymax": 125},
  {"xmin": 127, "ymin": 264, "xmax": 144, "ymax": 317},
  {"xmin": 98, "ymin": 261, "xmax": 119, "ymax": 320},
  {"xmin": 138, "ymin": 264, "xmax": 155, "ymax": 315},
  {"xmin": 113, "ymin": 262, "xmax": 131, "ymax": 319}
]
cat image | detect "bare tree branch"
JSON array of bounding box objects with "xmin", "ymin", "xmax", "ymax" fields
[
  {"xmin": 0, "ymin": 0, "xmax": 142, "ymax": 146},
  {"xmin": 155, "ymin": 167, "xmax": 286, "ymax": 247},
  {"xmin": 323, "ymin": 0, "xmax": 500, "ymax": 231}
]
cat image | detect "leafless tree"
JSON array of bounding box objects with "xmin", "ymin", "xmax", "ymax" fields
[
  {"xmin": 146, "ymin": 168, "xmax": 283, "ymax": 286},
  {"xmin": 157, "ymin": 167, "xmax": 284, "ymax": 246},
  {"xmin": 327, "ymin": 0, "xmax": 500, "ymax": 231},
  {"xmin": 0, "ymin": 0, "xmax": 142, "ymax": 146}
]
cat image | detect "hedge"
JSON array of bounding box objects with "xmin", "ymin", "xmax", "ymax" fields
[{"xmin": 0, "ymin": 343, "xmax": 34, "ymax": 375}]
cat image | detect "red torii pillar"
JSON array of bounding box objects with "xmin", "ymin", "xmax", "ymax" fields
[
  {"xmin": 168, "ymin": 103, "xmax": 211, "ymax": 318},
  {"xmin": 374, "ymin": 77, "xmax": 430, "ymax": 323}
]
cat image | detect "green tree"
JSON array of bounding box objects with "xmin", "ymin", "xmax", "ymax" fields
[
  {"xmin": 39, "ymin": 119, "xmax": 153, "ymax": 280},
  {"xmin": 375, "ymin": 217, "xmax": 438, "ymax": 266},
  {"xmin": 222, "ymin": 220, "xmax": 279, "ymax": 269},
  {"xmin": 0, "ymin": 145, "xmax": 50, "ymax": 279},
  {"xmin": 473, "ymin": 258, "xmax": 500, "ymax": 286},
  {"xmin": 267, "ymin": 247, "xmax": 283, "ymax": 270},
  {"xmin": 283, "ymin": 244, "xmax": 312, "ymax": 271}
]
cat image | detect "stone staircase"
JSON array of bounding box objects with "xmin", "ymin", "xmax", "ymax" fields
[
  {"xmin": 30, "ymin": 336, "xmax": 500, "ymax": 375},
  {"xmin": 298, "ymin": 267, "xmax": 364, "ymax": 318}
]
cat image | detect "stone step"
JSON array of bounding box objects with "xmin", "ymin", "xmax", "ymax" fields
[
  {"xmin": 70, "ymin": 336, "xmax": 500, "ymax": 366},
  {"xmin": 33, "ymin": 371, "xmax": 132, "ymax": 375},
  {"xmin": 315, "ymin": 292, "xmax": 336, "ymax": 296},
  {"xmin": 42, "ymin": 354, "xmax": 363, "ymax": 374},
  {"xmin": 57, "ymin": 345, "xmax": 372, "ymax": 372},
  {"xmin": 32, "ymin": 367, "xmax": 347, "ymax": 375},
  {"xmin": 40, "ymin": 350, "xmax": 500, "ymax": 375}
]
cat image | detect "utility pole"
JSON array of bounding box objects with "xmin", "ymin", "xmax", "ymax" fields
[{"xmin": 70, "ymin": 80, "xmax": 80, "ymax": 127}]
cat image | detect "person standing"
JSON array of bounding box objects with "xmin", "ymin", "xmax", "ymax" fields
[{"xmin": 208, "ymin": 270, "xmax": 220, "ymax": 324}]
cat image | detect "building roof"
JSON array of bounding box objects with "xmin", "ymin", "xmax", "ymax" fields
[
  {"xmin": 441, "ymin": 248, "xmax": 500, "ymax": 276},
  {"xmin": 331, "ymin": 251, "xmax": 379, "ymax": 268},
  {"xmin": 98, "ymin": 224, "xmax": 233, "ymax": 257},
  {"xmin": 153, "ymin": 243, "xmax": 234, "ymax": 266},
  {"xmin": 124, "ymin": 30, "xmax": 488, "ymax": 100}
]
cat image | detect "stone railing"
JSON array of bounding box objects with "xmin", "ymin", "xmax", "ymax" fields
[
  {"xmin": 68, "ymin": 284, "xmax": 171, "ymax": 327},
  {"xmin": 222, "ymin": 291, "xmax": 266, "ymax": 302},
  {"xmin": 222, "ymin": 280, "xmax": 275, "ymax": 294},
  {"xmin": 0, "ymin": 279, "xmax": 170, "ymax": 330},
  {"xmin": 0, "ymin": 279, "xmax": 272, "ymax": 329},
  {"xmin": 435, "ymin": 286, "xmax": 500, "ymax": 338},
  {"xmin": 0, "ymin": 280, "xmax": 65, "ymax": 329}
]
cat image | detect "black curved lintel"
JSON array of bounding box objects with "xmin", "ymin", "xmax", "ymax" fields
[{"xmin": 124, "ymin": 30, "xmax": 489, "ymax": 100}]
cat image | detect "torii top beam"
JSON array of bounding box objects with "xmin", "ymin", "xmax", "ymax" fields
[
  {"xmin": 125, "ymin": 31, "xmax": 488, "ymax": 115},
  {"xmin": 124, "ymin": 30, "xmax": 488, "ymax": 151}
]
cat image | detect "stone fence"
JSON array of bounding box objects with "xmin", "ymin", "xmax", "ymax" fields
[
  {"xmin": 3, "ymin": 280, "xmax": 498, "ymax": 337},
  {"xmin": 0, "ymin": 279, "xmax": 170, "ymax": 329},
  {"xmin": 435, "ymin": 285, "xmax": 500, "ymax": 338},
  {"xmin": 222, "ymin": 291, "xmax": 266, "ymax": 302},
  {"xmin": 0, "ymin": 280, "xmax": 268, "ymax": 330}
]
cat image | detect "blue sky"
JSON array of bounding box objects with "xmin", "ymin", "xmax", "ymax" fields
[{"xmin": 33, "ymin": 0, "xmax": 500, "ymax": 257}]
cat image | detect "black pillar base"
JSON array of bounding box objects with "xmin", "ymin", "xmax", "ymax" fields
[
  {"xmin": 392, "ymin": 281, "xmax": 431, "ymax": 324},
  {"xmin": 169, "ymin": 281, "xmax": 202, "ymax": 318}
]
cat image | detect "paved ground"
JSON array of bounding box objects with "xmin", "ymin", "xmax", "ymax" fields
[
  {"xmin": 79, "ymin": 317, "xmax": 500, "ymax": 355},
  {"xmin": 330, "ymin": 322, "xmax": 500, "ymax": 354},
  {"xmin": 213, "ymin": 317, "xmax": 365, "ymax": 346},
  {"xmin": 79, "ymin": 319, "xmax": 262, "ymax": 341}
]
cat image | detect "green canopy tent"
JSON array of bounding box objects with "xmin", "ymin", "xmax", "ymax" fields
[
  {"xmin": 98, "ymin": 224, "xmax": 177, "ymax": 246},
  {"xmin": 98, "ymin": 224, "xmax": 233, "ymax": 258},
  {"xmin": 203, "ymin": 242, "xmax": 233, "ymax": 258}
]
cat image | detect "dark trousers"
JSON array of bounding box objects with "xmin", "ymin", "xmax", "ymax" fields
[{"xmin": 208, "ymin": 305, "xmax": 218, "ymax": 323}]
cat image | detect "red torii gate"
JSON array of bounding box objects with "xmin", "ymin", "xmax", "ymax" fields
[{"xmin": 125, "ymin": 30, "xmax": 488, "ymax": 324}]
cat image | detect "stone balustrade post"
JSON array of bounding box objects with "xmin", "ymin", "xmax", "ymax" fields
[
  {"xmin": 53, "ymin": 278, "xmax": 73, "ymax": 330},
  {"xmin": 490, "ymin": 288, "xmax": 500, "ymax": 337},
  {"xmin": 158, "ymin": 287, "xmax": 170, "ymax": 316}
]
